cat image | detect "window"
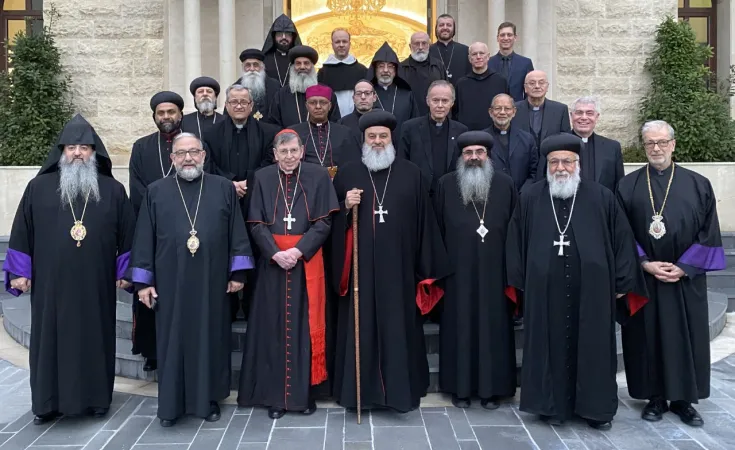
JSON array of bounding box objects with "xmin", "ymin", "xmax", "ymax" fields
[
  {"xmin": 678, "ymin": 0, "xmax": 717, "ymax": 74},
  {"xmin": 1, "ymin": 0, "xmax": 43, "ymax": 71}
]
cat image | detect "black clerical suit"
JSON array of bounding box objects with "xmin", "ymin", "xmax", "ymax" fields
[
  {"xmin": 454, "ymin": 69, "xmax": 509, "ymax": 131},
  {"xmin": 482, "ymin": 125, "xmax": 538, "ymax": 192},
  {"xmin": 430, "ymin": 40, "xmax": 470, "ymax": 86},
  {"xmin": 339, "ymin": 110, "xmax": 369, "ymax": 138},
  {"xmin": 291, "ymin": 121, "xmax": 362, "ymax": 171},
  {"xmin": 572, "ymin": 131, "xmax": 624, "ymax": 192},
  {"xmin": 233, "ymin": 75, "xmax": 281, "ymax": 123},
  {"xmin": 512, "ymin": 99, "xmax": 571, "ymax": 170},
  {"xmin": 488, "ymin": 52, "xmax": 534, "ymax": 102},
  {"xmin": 181, "ymin": 111, "xmax": 223, "ymax": 139},
  {"xmin": 400, "ymin": 55, "xmax": 446, "ymax": 116},
  {"xmin": 262, "ymin": 14, "xmax": 302, "ymax": 87},
  {"xmin": 399, "ymin": 116, "xmax": 467, "ymax": 196}
]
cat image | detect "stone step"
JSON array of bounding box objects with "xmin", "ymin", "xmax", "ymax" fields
[
  {"xmin": 726, "ymin": 249, "xmax": 735, "ymax": 268},
  {"xmin": 723, "ymin": 232, "xmax": 735, "ymax": 250},
  {"xmin": 0, "ymin": 236, "xmax": 8, "ymax": 254},
  {"xmin": 707, "ymin": 270, "xmax": 735, "ymax": 289},
  {"xmin": 710, "ymin": 287, "xmax": 735, "ymax": 312}
]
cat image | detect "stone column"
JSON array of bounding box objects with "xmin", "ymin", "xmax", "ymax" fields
[
  {"xmin": 184, "ymin": 0, "xmax": 202, "ymax": 111},
  {"xmin": 488, "ymin": 0, "xmax": 505, "ymax": 45},
  {"xmin": 522, "ymin": 0, "xmax": 537, "ymax": 63},
  {"xmin": 219, "ymin": 0, "xmax": 236, "ymax": 109}
]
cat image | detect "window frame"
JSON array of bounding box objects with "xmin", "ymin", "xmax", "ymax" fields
[{"xmin": 1, "ymin": 0, "xmax": 43, "ymax": 71}]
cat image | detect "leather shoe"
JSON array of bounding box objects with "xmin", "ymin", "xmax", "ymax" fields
[
  {"xmin": 159, "ymin": 418, "xmax": 176, "ymax": 427},
  {"xmin": 481, "ymin": 397, "xmax": 499, "ymax": 410},
  {"xmin": 90, "ymin": 407, "xmax": 109, "ymax": 418},
  {"xmin": 33, "ymin": 411, "xmax": 61, "ymax": 425},
  {"xmin": 587, "ymin": 419, "xmax": 612, "ymax": 431},
  {"xmin": 539, "ymin": 415, "xmax": 564, "ymax": 426},
  {"xmin": 670, "ymin": 401, "xmax": 704, "ymax": 427},
  {"xmin": 143, "ymin": 358, "xmax": 157, "ymax": 371},
  {"xmin": 205, "ymin": 402, "xmax": 221, "ymax": 422},
  {"xmin": 268, "ymin": 407, "xmax": 286, "ymax": 419},
  {"xmin": 302, "ymin": 400, "xmax": 317, "ymax": 415},
  {"xmin": 451, "ymin": 395, "xmax": 470, "ymax": 409},
  {"xmin": 642, "ymin": 398, "xmax": 668, "ymax": 422}
]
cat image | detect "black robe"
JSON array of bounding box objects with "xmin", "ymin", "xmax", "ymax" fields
[
  {"xmin": 454, "ymin": 70, "xmax": 509, "ymax": 130},
  {"xmin": 329, "ymin": 159, "xmax": 450, "ymax": 412},
  {"xmin": 617, "ymin": 164, "xmax": 725, "ymax": 403},
  {"xmin": 128, "ymin": 173, "xmax": 254, "ymax": 420},
  {"xmin": 291, "ymin": 121, "xmax": 362, "ymax": 172},
  {"xmin": 338, "ymin": 110, "xmax": 367, "ymax": 137},
  {"xmin": 3, "ymin": 118, "xmax": 135, "ymax": 416},
  {"xmin": 435, "ymin": 171, "xmax": 517, "ymax": 399},
  {"xmin": 318, "ymin": 59, "xmax": 368, "ymax": 116},
  {"xmin": 262, "ymin": 14, "xmax": 302, "ymax": 87},
  {"xmin": 181, "ymin": 111, "xmax": 223, "ymax": 139},
  {"xmin": 505, "ymin": 180, "xmax": 647, "ymax": 422},
  {"xmin": 400, "ymin": 56, "xmax": 446, "ymax": 116},
  {"xmin": 233, "ymin": 75, "xmax": 281, "ymax": 123},
  {"xmin": 238, "ymin": 163, "xmax": 339, "ymax": 410},
  {"xmin": 429, "ymin": 40, "xmax": 471, "ymax": 86},
  {"xmin": 269, "ymin": 86, "xmax": 342, "ymax": 127}
]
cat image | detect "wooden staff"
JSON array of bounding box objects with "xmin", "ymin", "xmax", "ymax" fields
[{"xmin": 352, "ymin": 203, "xmax": 362, "ymax": 424}]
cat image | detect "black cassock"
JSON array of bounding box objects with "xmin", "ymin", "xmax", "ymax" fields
[
  {"xmin": 233, "ymin": 75, "xmax": 282, "ymax": 123},
  {"xmin": 506, "ymin": 180, "xmax": 647, "ymax": 422},
  {"xmin": 329, "ymin": 159, "xmax": 449, "ymax": 412},
  {"xmin": 454, "ymin": 70, "xmax": 509, "ymax": 131},
  {"xmin": 291, "ymin": 121, "xmax": 361, "ymax": 174},
  {"xmin": 269, "ymin": 87, "xmax": 341, "ymax": 127},
  {"xmin": 617, "ymin": 164, "xmax": 725, "ymax": 403},
  {"xmin": 435, "ymin": 171, "xmax": 518, "ymax": 399},
  {"xmin": 4, "ymin": 120, "xmax": 135, "ymax": 416},
  {"xmin": 238, "ymin": 163, "xmax": 339, "ymax": 410},
  {"xmin": 430, "ymin": 41, "xmax": 471, "ymax": 87},
  {"xmin": 129, "ymin": 174, "xmax": 254, "ymax": 420},
  {"xmin": 181, "ymin": 111, "xmax": 224, "ymax": 139}
]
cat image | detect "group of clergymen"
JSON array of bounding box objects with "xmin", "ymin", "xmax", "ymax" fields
[{"xmin": 2, "ymin": 13, "xmax": 727, "ymax": 433}]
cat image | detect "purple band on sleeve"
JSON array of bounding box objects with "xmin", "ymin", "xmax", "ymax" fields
[
  {"xmin": 3, "ymin": 248, "xmax": 31, "ymax": 297},
  {"xmin": 636, "ymin": 242, "xmax": 647, "ymax": 259},
  {"xmin": 678, "ymin": 243, "xmax": 726, "ymax": 271},
  {"xmin": 231, "ymin": 256, "xmax": 255, "ymax": 272},
  {"xmin": 116, "ymin": 252, "xmax": 130, "ymax": 280},
  {"xmin": 131, "ymin": 267, "xmax": 155, "ymax": 285}
]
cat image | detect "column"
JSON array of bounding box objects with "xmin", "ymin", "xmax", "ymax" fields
[
  {"xmin": 219, "ymin": 0, "xmax": 236, "ymax": 109},
  {"xmin": 184, "ymin": 0, "xmax": 202, "ymax": 112},
  {"xmin": 522, "ymin": 0, "xmax": 538, "ymax": 63},
  {"xmin": 488, "ymin": 0, "xmax": 506, "ymax": 45}
]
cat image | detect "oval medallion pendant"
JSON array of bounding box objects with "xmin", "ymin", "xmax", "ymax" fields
[
  {"xmin": 70, "ymin": 221, "xmax": 87, "ymax": 247},
  {"xmin": 649, "ymin": 215, "xmax": 666, "ymax": 239},
  {"xmin": 187, "ymin": 230, "xmax": 200, "ymax": 256}
]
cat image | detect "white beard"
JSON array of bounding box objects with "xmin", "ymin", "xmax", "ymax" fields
[
  {"xmin": 456, "ymin": 157, "xmax": 494, "ymax": 205},
  {"xmin": 58, "ymin": 153, "xmax": 101, "ymax": 205},
  {"xmin": 411, "ymin": 51, "xmax": 429, "ymax": 62},
  {"xmin": 547, "ymin": 166, "xmax": 581, "ymax": 199},
  {"xmin": 196, "ymin": 99, "xmax": 215, "ymax": 115},
  {"xmin": 361, "ymin": 143, "xmax": 396, "ymax": 172},
  {"xmin": 176, "ymin": 162, "xmax": 205, "ymax": 181},
  {"xmin": 288, "ymin": 66, "xmax": 318, "ymax": 94},
  {"xmin": 240, "ymin": 70, "xmax": 266, "ymax": 105}
]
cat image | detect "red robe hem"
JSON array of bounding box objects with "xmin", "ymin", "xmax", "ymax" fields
[{"xmin": 417, "ymin": 279, "xmax": 444, "ymax": 315}]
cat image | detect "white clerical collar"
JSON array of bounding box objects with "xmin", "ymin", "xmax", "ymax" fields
[
  {"xmin": 323, "ymin": 54, "xmax": 357, "ymax": 65},
  {"xmin": 500, "ymin": 130, "xmax": 508, "ymax": 135},
  {"xmin": 235, "ymin": 123, "xmax": 244, "ymax": 129},
  {"xmin": 532, "ymin": 106, "xmax": 540, "ymax": 111},
  {"xmin": 581, "ymin": 137, "xmax": 588, "ymax": 143},
  {"xmin": 379, "ymin": 84, "xmax": 390, "ymax": 90},
  {"xmin": 278, "ymin": 50, "xmax": 287, "ymax": 56}
]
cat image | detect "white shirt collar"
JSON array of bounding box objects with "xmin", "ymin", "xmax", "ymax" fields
[{"xmin": 323, "ymin": 54, "xmax": 357, "ymax": 65}]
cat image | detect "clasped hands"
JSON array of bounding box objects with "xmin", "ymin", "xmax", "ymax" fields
[
  {"xmin": 272, "ymin": 247, "xmax": 303, "ymax": 270},
  {"xmin": 9, "ymin": 277, "xmax": 31, "ymax": 293},
  {"xmin": 233, "ymin": 180, "xmax": 247, "ymax": 198},
  {"xmin": 642, "ymin": 261, "xmax": 685, "ymax": 283}
]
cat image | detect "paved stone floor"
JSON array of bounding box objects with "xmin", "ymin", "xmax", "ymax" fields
[{"xmin": 2, "ymin": 357, "xmax": 735, "ymax": 449}]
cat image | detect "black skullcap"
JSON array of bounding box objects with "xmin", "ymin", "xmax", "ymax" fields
[
  {"xmin": 240, "ymin": 48, "xmax": 265, "ymax": 62},
  {"xmin": 189, "ymin": 76, "xmax": 220, "ymax": 97},
  {"xmin": 540, "ymin": 133, "xmax": 583, "ymax": 157},
  {"xmin": 358, "ymin": 110, "xmax": 397, "ymax": 132},
  {"xmin": 288, "ymin": 45, "xmax": 318, "ymax": 64},
  {"xmin": 457, "ymin": 131, "xmax": 494, "ymax": 151},
  {"xmin": 150, "ymin": 91, "xmax": 184, "ymax": 112}
]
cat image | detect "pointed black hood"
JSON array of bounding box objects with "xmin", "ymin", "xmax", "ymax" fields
[
  {"xmin": 38, "ymin": 114, "xmax": 114, "ymax": 178},
  {"xmin": 262, "ymin": 14, "xmax": 302, "ymax": 55},
  {"xmin": 365, "ymin": 42, "xmax": 411, "ymax": 89}
]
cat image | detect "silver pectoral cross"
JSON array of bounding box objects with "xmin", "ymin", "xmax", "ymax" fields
[
  {"xmin": 374, "ymin": 205, "xmax": 388, "ymax": 223},
  {"xmin": 284, "ymin": 213, "xmax": 296, "ymax": 230},
  {"xmin": 446, "ymin": 70, "xmax": 452, "ymax": 79},
  {"xmin": 553, "ymin": 233, "xmax": 570, "ymax": 256}
]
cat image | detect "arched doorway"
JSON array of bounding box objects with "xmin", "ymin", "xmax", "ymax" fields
[
  {"xmin": 0, "ymin": 0, "xmax": 43, "ymax": 71},
  {"xmin": 678, "ymin": 0, "xmax": 717, "ymax": 74}
]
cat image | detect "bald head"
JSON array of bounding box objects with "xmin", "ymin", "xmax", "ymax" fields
[
  {"xmin": 469, "ymin": 42, "xmax": 490, "ymax": 73},
  {"xmin": 524, "ymin": 70, "xmax": 549, "ymax": 102},
  {"xmin": 410, "ymin": 32, "xmax": 431, "ymax": 62}
]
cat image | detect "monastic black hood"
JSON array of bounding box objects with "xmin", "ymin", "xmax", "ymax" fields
[
  {"xmin": 262, "ymin": 14, "xmax": 302, "ymax": 55},
  {"xmin": 38, "ymin": 114, "xmax": 114, "ymax": 178},
  {"xmin": 365, "ymin": 42, "xmax": 411, "ymax": 89}
]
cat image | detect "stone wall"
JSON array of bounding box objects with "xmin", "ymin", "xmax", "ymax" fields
[
  {"xmin": 49, "ymin": 1, "xmax": 165, "ymax": 162},
  {"xmin": 554, "ymin": 0, "xmax": 677, "ymax": 146}
]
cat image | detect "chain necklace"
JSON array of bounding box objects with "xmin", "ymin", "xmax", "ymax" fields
[
  {"xmin": 274, "ymin": 53, "xmax": 291, "ymax": 87},
  {"xmin": 294, "ymin": 93, "xmax": 308, "ymax": 123},
  {"xmin": 549, "ymin": 188, "xmax": 577, "ymax": 256},
  {"xmin": 646, "ymin": 163, "xmax": 675, "ymax": 239},
  {"xmin": 158, "ymin": 132, "xmax": 174, "ymax": 178},
  {"xmin": 175, "ymin": 173, "xmax": 205, "ymax": 256},
  {"xmin": 277, "ymin": 166, "xmax": 302, "ymax": 231},
  {"xmin": 309, "ymin": 122, "xmax": 332, "ymax": 167},
  {"xmin": 69, "ymin": 192, "xmax": 91, "ymax": 248},
  {"xmin": 470, "ymin": 196, "xmax": 488, "ymax": 242},
  {"xmin": 436, "ymin": 41, "xmax": 455, "ymax": 79},
  {"xmin": 367, "ymin": 164, "xmax": 392, "ymax": 223},
  {"xmin": 376, "ymin": 85, "xmax": 398, "ymax": 114},
  {"xmin": 195, "ymin": 111, "xmax": 217, "ymax": 138}
]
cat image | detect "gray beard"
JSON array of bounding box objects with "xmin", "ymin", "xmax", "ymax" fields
[
  {"xmin": 456, "ymin": 157, "xmax": 494, "ymax": 205},
  {"xmin": 240, "ymin": 71, "xmax": 266, "ymax": 105},
  {"xmin": 361, "ymin": 143, "xmax": 396, "ymax": 172},
  {"xmin": 411, "ymin": 51, "xmax": 429, "ymax": 62},
  {"xmin": 58, "ymin": 153, "xmax": 101, "ymax": 205},
  {"xmin": 547, "ymin": 167, "xmax": 581, "ymax": 199},
  {"xmin": 288, "ymin": 67, "xmax": 318, "ymax": 94},
  {"xmin": 177, "ymin": 162, "xmax": 204, "ymax": 181},
  {"xmin": 196, "ymin": 99, "xmax": 215, "ymax": 115}
]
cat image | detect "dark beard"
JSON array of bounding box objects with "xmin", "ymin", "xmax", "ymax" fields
[{"xmin": 156, "ymin": 118, "xmax": 181, "ymax": 134}]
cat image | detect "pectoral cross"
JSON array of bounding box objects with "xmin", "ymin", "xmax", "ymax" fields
[
  {"xmin": 374, "ymin": 205, "xmax": 388, "ymax": 223},
  {"xmin": 284, "ymin": 213, "xmax": 296, "ymax": 230},
  {"xmin": 553, "ymin": 234, "xmax": 570, "ymax": 256},
  {"xmin": 446, "ymin": 70, "xmax": 452, "ymax": 79}
]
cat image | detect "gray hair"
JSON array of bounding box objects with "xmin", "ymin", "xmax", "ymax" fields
[
  {"xmin": 172, "ymin": 132, "xmax": 203, "ymax": 149},
  {"xmin": 226, "ymin": 84, "xmax": 251, "ymax": 101},
  {"xmin": 571, "ymin": 96, "xmax": 600, "ymax": 113},
  {"xmin": 641, "ymin": 120, "xmax": 675, "ymax": 140},
  {"xmin": 273, "ymin": 131, "xmax": 302, "ymax": 149},
  {"xmin": 427, "ymin": 80, "xmax": 456, "ymax": 102}
]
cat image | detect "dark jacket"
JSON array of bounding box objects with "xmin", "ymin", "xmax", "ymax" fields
[
  {"xmin": 429, "ymin": 41, "xmax": 470, "ymax": 86},
  {"xmin": 487, "ymin": 52, "xmax": 534, "ymax": 102},
  {"xmin": 571, "ymin": 131, "xmax": 625, "ymax": 193},
  {"xmin": 481, "ymin": 125, "xmax": 538, "ymax": 193},
  {"xmin": 400, "ymin": 55, "xmax": 446, "ymax": 116},
  {"xmin": 512, "ymin": 98, "xmax": 571, "ymax": 153}
]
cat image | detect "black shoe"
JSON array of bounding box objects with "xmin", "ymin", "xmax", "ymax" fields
[
  {"xmin": 159, "ymin": 418, "xmax": 176, "ymax": 427},
  {"xmin": 302, "ymin": 400, "xmax": 317, "ymax": 415},
  {"xmin": 205, "ymin": 402, "xmax": 221, "ymax": 422},
  {"xmin": 451, "ymin": 395, "xmax": 470, "ymax": 409},
  {"xmin": 480, "ymin": 397, "xmax": 500, "ymax": 410},
  {"xmin": 143, "ymin": 358, "xmax": 157, "ymax": 371},
  {"xmin": 669, "ymin": 401, "xmax": 704, "ymax": 427},
  {"xmin": 33, "ymin": 411, "xmax": 61, "ymax": 425},
  {"xmin": 90, "ymin": 407, "xmax": 109, "ymax": 418},
  {"xmin": 587, "ymin": 419, "xmax": 612, "ymax": 431},
  {"xmin": 539, "ymin": 415, "xmax": 564, "ymax": 426},
  {"xmin": 268, "ymin": 407, "xmax": 286, "ymax": 419},
  {"xmin": 642, "ymin": 398, "xmax": 668, "ymax": 422}
]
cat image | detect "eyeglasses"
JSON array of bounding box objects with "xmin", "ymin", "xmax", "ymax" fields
[
  {"xmin": 306, "ymin": 100, "xmax": 330, "ymax": 107},
  {"xmin": 643, "ymin": 139, "xmax": 672, "ymax": 150},
  {"xmin": 354, "ymin": 90, "xmax": 374, "ymax": 98},
  {"xmin": 547, "ymin": 158, "xmax": 578, "ymax": 168},
  {"xmin": 172, "ymin": 149, "xmax": 204, "ymax": 158},
  {"xmin": 227, "ymin": 100, "xmax": 252, "ymax": 107},
  {"xmin": 491, "ymin": 106, "xmax": 514, "ymax": 112},
  {"xmin": 525, "ymin": 81, "xmax": 548, "ymax": 87},
  {"xmin": 462, "ymin": 149, "xmax": 487, "ymax": 157},
  {"xmin": 572, "ymin": 110, "xmax": 597, "ymax": 117}
]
